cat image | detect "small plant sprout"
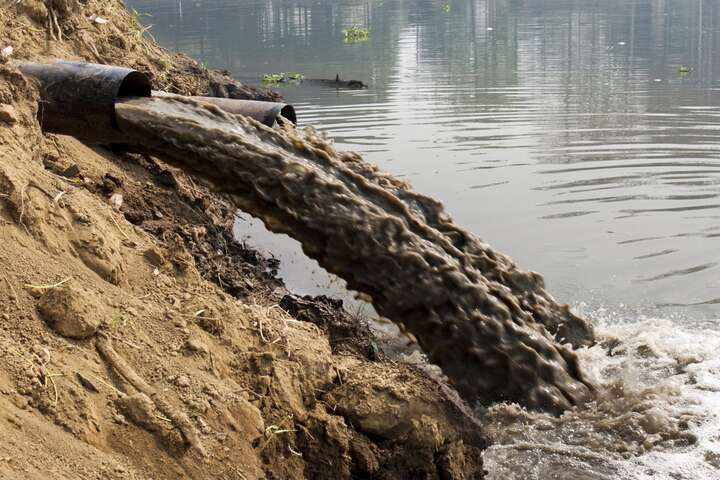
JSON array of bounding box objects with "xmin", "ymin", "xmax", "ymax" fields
[
  {"xmin": 343, "ymin": 26, "xmax": 370, "ymax": 43},
  {"xmin": 678, "ymin": 65, "xmax": 692, "ymax": 76},
  {"xmin": 130, "ymin": 9, "xmax": 154, "ymax": 41},
  {"xmin": 442, "ymin": 4, "xmax": 451, "ymax": 13}
]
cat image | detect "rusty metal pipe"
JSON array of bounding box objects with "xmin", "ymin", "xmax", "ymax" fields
[
  {"xmin": 151, "ymin": 91, "xmax": 296, "ymax": 127},
  {"xmin": 15, "ymin": 60, "xmax": 152, "ymax": 143}
]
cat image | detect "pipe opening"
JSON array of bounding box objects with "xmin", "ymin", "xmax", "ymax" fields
[
  {"xmin": 117, "ymin": 71, "xmax": 152, "ymax": 98},
  {"xmin": 280, "ymin": 105, "xmax": 297, "ymax": 125}
]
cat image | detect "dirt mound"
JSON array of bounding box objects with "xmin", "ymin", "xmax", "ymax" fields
[
  {"xmin": 36, "ymin": 282, "xmax": 105, "ymax": 339},
  {"xmin": 0, "ymin": 1, "xmax": 487, "ymax": 478}
]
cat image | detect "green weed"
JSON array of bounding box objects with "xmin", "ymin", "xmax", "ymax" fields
[
  {"xmin": 130, "ymin": 9, "xmax": 154, "ymax": 41},
  {"xmin": 343, "ymin": 26, "xmax": 370, "ymax": 43},
  {"xmin": 262, "ymin": 72, "xmax": 305, "ymax": 85}
]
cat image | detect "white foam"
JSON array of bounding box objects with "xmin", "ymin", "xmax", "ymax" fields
[{"xmin": 483, "ymin": 314, "xmax": 720, "ymax": 480}]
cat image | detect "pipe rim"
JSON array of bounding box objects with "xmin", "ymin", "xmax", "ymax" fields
[{"xmin": 117, "ymin": 71, "xmax": 152, "ymax": 98}]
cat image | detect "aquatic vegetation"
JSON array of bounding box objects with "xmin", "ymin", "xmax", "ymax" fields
[
  {"xmin": 442, "ymin": 4, "xmax": 451, "ymax": 13},
  {"xmin": 343, "ymin": 26, "xmax": 370, "ymax": 43},
  {"xmin": 262, "ymin": 72, "xmax": 304, "ymax": 85}
]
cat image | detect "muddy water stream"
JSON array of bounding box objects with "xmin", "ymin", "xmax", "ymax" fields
[
  {"xmin": 126, "ymin": 0, "xmax": 720, "ymax": 477},
  {"xmin": 116, "ymin": 95, "xmax": 593, "ymax": 411}
]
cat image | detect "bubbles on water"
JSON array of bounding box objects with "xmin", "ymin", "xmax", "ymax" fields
[{"xmin": 482, "ymin": 314, "xmax": 720, "ymax": 480}]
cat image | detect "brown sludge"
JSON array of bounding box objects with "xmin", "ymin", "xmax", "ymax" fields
[{"xmin": 115, "ymin": 96, "xmax": 596, "ymax": 412}]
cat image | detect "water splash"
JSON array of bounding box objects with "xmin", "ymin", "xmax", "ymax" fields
[{"xmin": 483, "ymin": 315, "xmax": 720, "ymax": 480}]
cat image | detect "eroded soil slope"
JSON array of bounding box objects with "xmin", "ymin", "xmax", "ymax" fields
[{"xmin": 0, "ymin": 1, "xmax": 485, "ymax": 479}]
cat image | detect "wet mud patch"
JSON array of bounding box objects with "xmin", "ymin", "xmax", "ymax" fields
[{"xmin": 280, "ymin": 294, "xmax": 381, "ymax": 360}]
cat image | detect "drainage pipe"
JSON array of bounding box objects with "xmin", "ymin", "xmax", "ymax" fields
[
  {"xmin": 16, "ymin": 60, "xmax": 296, "ymax": 144},
  {"xmin": 152, "ymin": 91, "xmax": 296, "ymax": 126},
  {"xmin": 15, "ymin": 60, "xmax": 152, "ymax": 143}
]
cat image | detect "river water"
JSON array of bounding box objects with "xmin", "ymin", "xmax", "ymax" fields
[{"xmin": 127, "ymin": 1, "xmax": 720, "ymax": 478}]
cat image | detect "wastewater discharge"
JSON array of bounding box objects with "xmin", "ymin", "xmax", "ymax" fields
[{"xmin": 115, "ymin": 96, "xmax": 595, "ymax": 412}]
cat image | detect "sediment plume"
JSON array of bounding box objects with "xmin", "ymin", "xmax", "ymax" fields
[{"xmin": 115, "ymin": 96, "xmax": 595, "ymax": 412}]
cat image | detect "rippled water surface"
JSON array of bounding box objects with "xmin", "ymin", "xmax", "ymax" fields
[
  {"xmin": 126, "ymin": 1, "xmax": 720, "ymax": 477},
  {"xmin": 128, "ymin": 0, "xmax": 720, "ymax": 321}
]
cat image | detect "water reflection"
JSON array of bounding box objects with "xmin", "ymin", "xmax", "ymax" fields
[{"xmin": 127, "ymin": 0, "xmax": 720, "ymax": 319}]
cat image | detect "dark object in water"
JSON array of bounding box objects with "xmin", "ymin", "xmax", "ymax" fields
[
  {"xmin": 265, "ymin": 74, "xmax": 367, "ymax": 89},
  {"xmin": 15, "ymin": 60, "xmax": 151, "ymax": 142},
  {"xmin": 152, "ymin": 91, "xmax": 296, "ymax": 127},
  {"xmin": 307, "ymin": 74, "xmax": 367, "ymax": 89}
]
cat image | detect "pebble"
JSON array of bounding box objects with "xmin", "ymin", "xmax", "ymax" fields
[
  {"xmin": 11, "ymin": 395, "xmax": 28, "ymax": 410},
  {"xmin": 185, "ymin": 337, "xmax": 209, "ymax": 354},
  {"xmin": 0, "ymin": 104, "xmax": 18, "ymax": 124},
  {"xmin": 76, "ymin": 372, "xmax": 100, "ymax": 393},
  {"xmin": 175, "ymin": 375, "xmax": 190, "ymax": 388},
  {"xmin": 196, "ymin": 416, "xmax": 211, "ymax": 434},
  {"xmin": 203, "ymin": 384, "xmax": 221, "ymax": 399},
  {"xmin": 31, "ymin": 344, "xmax": 50, "ymax": 364},
  {"xmin": 109, "ymin": 193, "xmax": 123, "ymax": 211},
  {"xmin": 59, "ymin": 164, "xmax": 81, "ymax": 178},
  {"xmin": 143, "ymin": 247, "xmax": 165, "ymax": 267}
]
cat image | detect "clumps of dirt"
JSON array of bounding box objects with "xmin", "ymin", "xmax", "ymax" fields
[
  {"xmin": 280, "ymin": 294, "xmax": 381, "ymax": 359},
  {"xmin": 96, "ymin": 334, "xmax": 206, "ymax": 455},
  {"xmin": 93, "ymin": 151, "xmax": 283, "ymax": 300},
  {"xmin": 321, "ymin": 362, "xmax": 488, "ymax": 479},
  {"xmin": 115, "ymin": 392, "xmax": 163, "ymax": 433},
  {"xmin": 206, "ymin": 68, "xmax": 282, "ymax": 102},
  {"xmin": 36, "ymin": 282, "xmax": 106, "ymax": 339}
]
